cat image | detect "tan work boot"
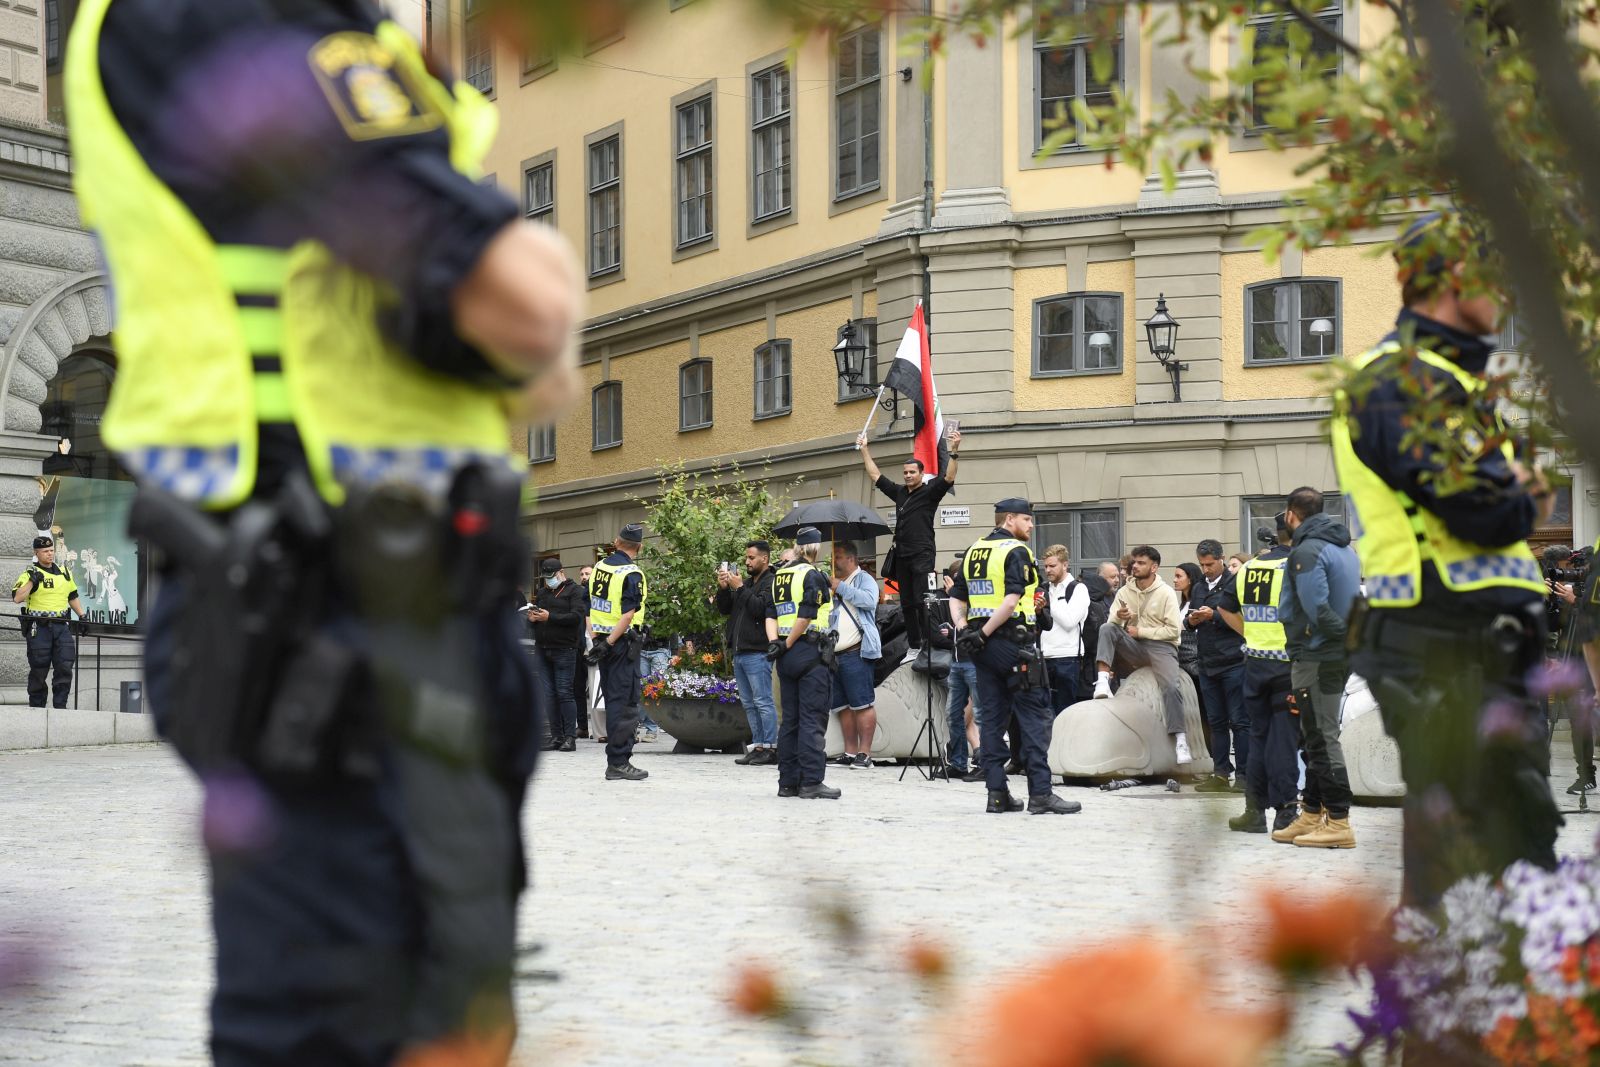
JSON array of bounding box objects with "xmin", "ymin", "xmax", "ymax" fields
[
  {"xmin": 1270, "ymin": 806, "xmax": 1325, "ymax": 844},
  {"xmin": 1293, "ymin": 816, "xmax": 1356, "ymax": 849}
]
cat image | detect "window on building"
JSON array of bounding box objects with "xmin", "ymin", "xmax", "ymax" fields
[
  {"xmin": 1249, "ymin": 1, "xmax": 1343, "ymax": 128},
  {"xmin": 588, "ymin": 135, "xmax": 622, "ymax": 277},
  {"xmin": 1240, "ymin": 493, "xmax": 1346, "ymax": 551},
  {"xmin": 592, "ymin": 381, "xmax": 623, "ymax": 450},
  {"xmin": 522, "ymin": 45, "xmax": 557, "ymax": 79},
  {"xmin": 529, "ymin": 423, "xmax": 556, "ymax": 464},
  {"xmin": 754, "ymin": 340, "xmax": 792, "ymax": 419},
  {"xmin": 424, "ymin": 0, "xmax": 433, "ymax": 49},
  {"xmin": 1034, "ymin": 293, "xmax": 1122, "ymax": 376},
  {"xmin": 679, "ymin": 360, "xmax": 713, "ymax": 431},
  {"xmin": 464, "ymin": 0, "xmax": 493, "ymax": 95},
  {"xmin": 834, "ymin": 27, "xmax": 881, "ymax": 200},
  {"xmin": 675, "ymin": 96, "xmax": 714, "ymax": 247},
  {"xmin": 1246, "ymin": 279, "xmax": 1340, "ymax": 364},
  {"xmin": 1034, "ymin": 2, "xmax": 1122, "ymax": 150},
  {"xmin": 524, "ymin": 161, "xmax": 554, "ymax": 224},
  {"xmin": 837, "ymin": 319, "xmax": 878, "ymax": 401},
  {"xmin": 751, "ymin": 64, "xmax": 793, "ymax": 221},
  {"xmin": 1034, "ymin": 506, "xmax": 1123, "ymax": 579},
  {"xmin": 46, "ymin": 0, "xmax": 62, "ymax": 68}
]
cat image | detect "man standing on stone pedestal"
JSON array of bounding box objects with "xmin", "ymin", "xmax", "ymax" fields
[
  {"xmin": 856, "ymin": 429, "xmax": 961, "ymax": 653},
  {"xmin": 1090, "ymin": 546, "xmax": 1192, "ymax": 766}
]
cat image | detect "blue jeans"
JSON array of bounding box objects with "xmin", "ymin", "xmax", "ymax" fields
[
  {"xmin": 945, "ymin": 660, "xmax": 981, "ymax": 771},
  {"xmin": 1197, "ymin": 663, "xmax": 1248, "ymax": 777},
  {"xmin": 733, "ymin": 651, "xmax": 779, "ymax": 748},
  {"xmin": 636, "ymin": 648, "xmax": 668, "ymax": 731}
]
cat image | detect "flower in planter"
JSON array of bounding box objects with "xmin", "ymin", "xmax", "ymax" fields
[{"xmin": 1256, "ymin": 887, "xmax": 1387, "ymax": 981}]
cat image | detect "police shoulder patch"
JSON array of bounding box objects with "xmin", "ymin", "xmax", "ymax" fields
[{"xmin": 308, "ymin": 32, "xmax": 444, "ymax": 141}]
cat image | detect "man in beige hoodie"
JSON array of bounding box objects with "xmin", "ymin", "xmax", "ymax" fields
[{"xmin": 1091, "ymin": 545, "xmax": 1193, "ymax": 764}]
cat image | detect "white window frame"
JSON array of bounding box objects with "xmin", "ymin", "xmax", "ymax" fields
[
  {"xmin": 523, "ymin": 157, "xmax": 554, "ymax": 225},
  {"xmin": 464, "ymin": 1, "xmax": 493, "ymax": 96},
  {"xmin": 529, "ymin": 423, "xmax": 556, "ymax": 464},
  {"xmin": 679, "ymin": 359, "xmax": 714, "ymax": 431}
]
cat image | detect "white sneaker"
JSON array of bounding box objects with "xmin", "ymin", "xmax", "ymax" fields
[
  {"xmin": 1174, "ymin": 736, "xmax": 1192, "ymax": 764},
  {"xmin": 1092, "ymin": 678, "xmax": 1113, "ymax": 700}
]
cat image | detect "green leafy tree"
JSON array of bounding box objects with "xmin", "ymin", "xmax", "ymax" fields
[{"xmin": 631, "ymin": 463, "xmax": 795, "ymax": 668}]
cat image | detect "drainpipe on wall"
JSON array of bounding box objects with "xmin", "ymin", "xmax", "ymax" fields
[{"xmin": 920, "ymin": 0, "xmax": 935, "ymax": 324}]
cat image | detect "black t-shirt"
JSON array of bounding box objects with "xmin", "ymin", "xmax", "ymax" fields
[{"xmin": 875, "ymin": 474, "xmax": 953, "ymax": 556}]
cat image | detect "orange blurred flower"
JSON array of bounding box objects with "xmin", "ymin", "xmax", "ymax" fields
[
  {"xmin": 905, "ymin": 936, "xmax": 951, "ymax": 982},
  {"xmin": 1257, "ymin": 888, "xmax": 1387, "ymax": 980},
  {"xmin": 729, "ymin": 963, "xmax": 784, "ymax": 1019},
  {"xmin": 397, "ymin": 1028, "xmax": 514, "ymax": 1067},
  {"xmin": 973, "ymin": 938, "xmax": 1282, "ymax": 1067}
]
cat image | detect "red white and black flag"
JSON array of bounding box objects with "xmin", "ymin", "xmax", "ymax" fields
[{"xmin": 881, "ymin": 301, "xmax": 947, "ymax": 477}]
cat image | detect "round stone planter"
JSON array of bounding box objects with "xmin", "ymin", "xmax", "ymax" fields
[{"xmin": 649, "ymin": 696, "xmax": 751, "ymax": 754}]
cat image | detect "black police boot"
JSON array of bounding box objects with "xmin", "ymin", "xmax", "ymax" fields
[
  {"xmin": 986, "ymin": 789, "xmax": 1024, "ymax": 813},
  {"xmin": 799, "ymin": 782, "xmax": 842, "ymax": 800},
  {"xmin": 1271, "ymin": 807, "xmax": 1297, "ymax": 833},
  {"xmin": 605, "ymin": 762, "xmax": 649, "ymax": 781},
  {"xmin": 1028, "ymin": 792, "xmax": 1082, "ymax": 815},
  {"xmin": 1228, "ymin": 805, "xmax": 1267, "ymax": 833},
  {"xmin": 542, "ymin": 735, "xmax": 564, "ymax": 751},
  {"xmin": 557, "ymin": 737, "xmax": 576, "ymax": 752},
  {"xmin": 777, "ymin": 783, "xmax": 799, "ymax": 798}
]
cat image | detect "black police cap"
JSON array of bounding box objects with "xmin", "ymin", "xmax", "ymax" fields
[
  {"xmin": 994, "ymin": 497, "xmax": 1033, "ymax": 516},
  {"xmin": 31, "ymin": 536, "xmax": 52, "ymax": 550},
  {"xmin": 618, "ymin": 523, "xmax": 645, "ymax": 543},
  {"xmin": 794, "ymin": 526, "xmax": 823, "ymax": 546}
]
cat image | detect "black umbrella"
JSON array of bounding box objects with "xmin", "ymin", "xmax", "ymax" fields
[{"xmin": 772, "ymin": 499, "xmax": 891, "ymax": 542}]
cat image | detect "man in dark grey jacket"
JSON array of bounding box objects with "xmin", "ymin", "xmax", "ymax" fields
[{"xmin": 1275, "ymin": 487, "xmax": 1363, "ymax": 849}]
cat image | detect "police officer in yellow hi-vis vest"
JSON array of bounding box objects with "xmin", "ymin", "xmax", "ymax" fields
[
  {"xmin": 1334, "ymin": 212, "xmax": 1557, "ymax": 908},
  {"xmin": 1218, "ymin": 518, "xmax": 1300, "ymax": 837},
  {"xmin": 764, "ymin": 527, "xmax": 842, "ymax": 800},
  {"xmin": 949, "ymin": 499, "xmax": 1080, "ymax": 815},
  {"xmin": 67, "ymin": 1, "xmax": 581, "ymax": 1062},
  {"xmin": 587, "ymin": 523, "xmax": 650, "ymax": 782},
  {"xmin": 12, "ymin": 535, "xmax": 88, "ymax": 708}
]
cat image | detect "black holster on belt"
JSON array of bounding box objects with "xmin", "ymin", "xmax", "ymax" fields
[
  {"xmin": 1006, "ymin": 629, "xmax": 1045, "ymax": 692},
  {"xmin": 809, "ymin": 628, "xmax": 838, "ymax": 671},
  {"xmin": 131, "ymin": 471, "xmax": 355, "ymax": 777}
]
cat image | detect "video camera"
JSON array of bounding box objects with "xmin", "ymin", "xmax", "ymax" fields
[{"xmin": 1543, "ymin": 544, "xmax": 1589, "ymax": 587}]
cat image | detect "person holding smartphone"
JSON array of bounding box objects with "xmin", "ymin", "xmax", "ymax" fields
[
  {"xmin": 716, "ymin": 541, "xmax": 779, "ymax": 764},
  {"xmin": 527, "ymin": 558, "xmax": 586, "ymax": 751}
]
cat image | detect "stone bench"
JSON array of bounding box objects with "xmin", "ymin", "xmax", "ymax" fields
[
  {"xmin": 1048, "ymin": 668, "xmax": 1214, "ymax": 779},
  {"xmin": 825, "ymin": 660, "xmax": 950, "ymax": 760}
]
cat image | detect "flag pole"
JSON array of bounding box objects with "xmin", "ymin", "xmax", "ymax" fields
[{"xmin": 855, "ymin": 385, "xmax": 889, "ymax": 449}]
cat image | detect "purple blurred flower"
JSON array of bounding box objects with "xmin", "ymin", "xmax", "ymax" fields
[
  {"xmin": 202, "ymin": 771, "xmax": 276, "ymax": 855},
  {"xmin": 1478, "ymin": 698, "xmax": 1535, "ymax": 743},
  {"xmin": 0, "ymin": 933, "xmax": 48, "ymax": 998},
  {"xmin": 1526, "ymin": 659, "xmax": 1590, "ymax": 700}
]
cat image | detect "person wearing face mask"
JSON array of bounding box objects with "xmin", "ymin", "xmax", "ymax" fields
[{"xmin": 527, "ymin": 558, "xmax": 586, "ymax": 752}]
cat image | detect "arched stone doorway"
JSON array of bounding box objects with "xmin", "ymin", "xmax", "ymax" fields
[{"xmin": 0, "ymin": 271, "xmax": 145, "ymax": 716}]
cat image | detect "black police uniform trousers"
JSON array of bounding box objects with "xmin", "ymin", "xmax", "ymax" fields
[
  {"xmin": 1241, "ymin": 656, "xmax": 1298, "ymax": 812},
  {"xmin": 599, "ymin": 635, "xmax": 642, "ymax": 766},
  {"xmin": 974, "ymin": 635, "xmax": 1054, "ymax": 797},
  {"xmin": 24, "ymin": 617, "xmax": 75, "ymax": 708},
  {"xmin": 144, "ymin": 578, "xmax": 540, "ymax": 1067},
  {"xmin": 1354, "ymin": 606, "xmax": 1560, "ymax": 908},
  {"xmin": 775, "ymin": 638, "xmax": 830, "ymax": 788}
]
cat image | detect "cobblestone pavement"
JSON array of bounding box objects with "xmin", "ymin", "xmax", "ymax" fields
[{"xmin": 1, "ymin": 740, "xmax": 1596, "ymax": 1066}]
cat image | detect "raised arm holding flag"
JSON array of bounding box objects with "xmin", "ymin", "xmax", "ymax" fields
[{"xmin": 856, "ymin": 301, "xmax": 960, "ymax": 654}]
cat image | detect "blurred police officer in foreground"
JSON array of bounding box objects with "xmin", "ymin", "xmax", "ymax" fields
[
  {"xmin": 67, "ymin": 1, "xmax": 581, "ymax": 1062},
  {"xmin": 11, "ymin": 535, "xmax": 87, "ymax": 708},
  {"xmin": 588, "ymin": 524, "xmax": 650, "ymax": 781},
  {"xmin": 949, "ymin": 499, "xmax": 1080, "ymax": 816},
  {"xmin": 764, "ymin": 527, "xmax": 841, "ymax": 799},
  {"xmin": 1220, "ymin": 517, "xmax": 1299, "ymax": 836},
  {"xmin": 1333, "ymin": 212, "xmax": 1557, "ymax": 907}
]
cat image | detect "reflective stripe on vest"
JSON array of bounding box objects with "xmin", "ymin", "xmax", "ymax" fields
[
  {"xmin": 960, "ymin": 537, "xmax": 1039, "ymax": 624},
  {"xmin": 771, "ymin": 562, "xmax": 831, "ymax": 637},
  {"xmin": 1331, "ymin": 340, "xmax": 1545, "ymax": 607},
  {"xmin": 67, "ymin": 4, "xmax": 517, "ymax": 509},
  {"xmin": 1237, "ymin": 555, "xmax": 1288, "ymax": 660},
  {"xmin": 589, "ymin": 560, "xmax": 648, "ymax": 635}
]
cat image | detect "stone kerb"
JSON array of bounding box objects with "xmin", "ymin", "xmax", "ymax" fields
[{"xmin": 1049, "ymin": 667, "xmax": 1214, "ymax": 779}]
